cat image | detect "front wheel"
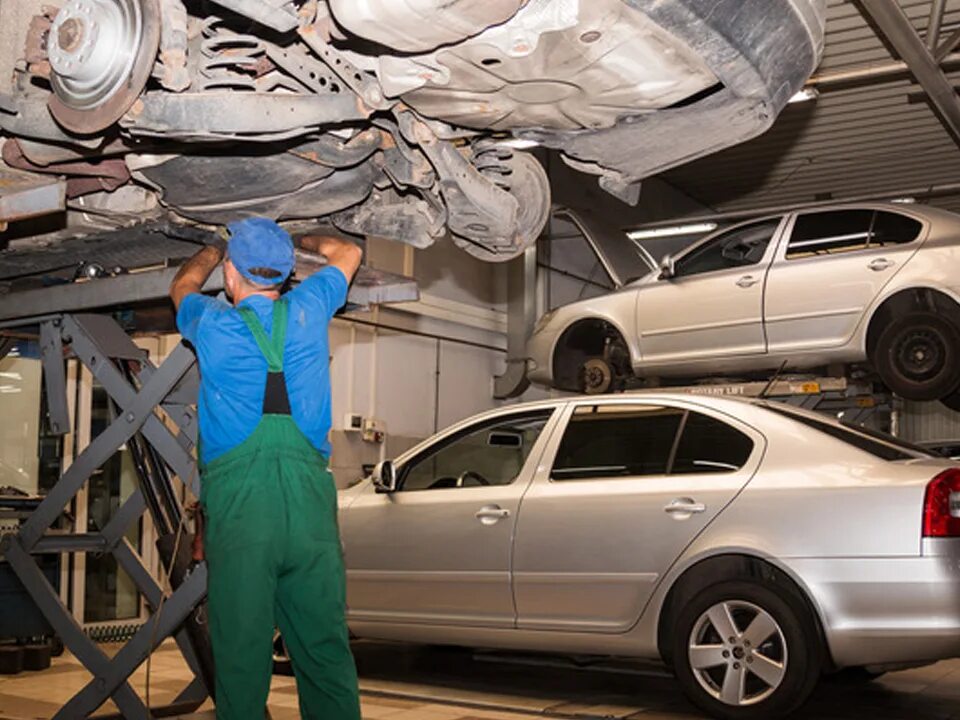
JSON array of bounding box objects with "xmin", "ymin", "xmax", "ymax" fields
[
  {"xmin": 872, "ymin": 312, "xmax": 960, "ymax": 401},
  {"xmin": 671, "ymin": 581, "xmax": 822, "ymax": 720}
]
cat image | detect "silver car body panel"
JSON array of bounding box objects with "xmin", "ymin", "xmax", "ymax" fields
[
  {"xmin": 339, "ymin": 394, "xmax": 960, "ymax": 668},
  {"xmin": 528, "ymin": 203, "xmax": 960, "ymax": 387}
]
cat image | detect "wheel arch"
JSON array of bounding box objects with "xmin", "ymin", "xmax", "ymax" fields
[
  {"xmin": 551, "ymin": 316, "xmax": 634, "ymax": 392},
  {"xmin": 655, "ymin": 552, "xmax": 833, "ymax": 671},
  {"xmin": 864, "ymin": 286, "xmax": 960, "ymax": 358}
]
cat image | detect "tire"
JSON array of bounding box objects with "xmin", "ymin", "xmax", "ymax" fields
[
  {"xmin": 940, "ymin": 390, "xmax": 960, "ymax": 413},
  {"xmin": 824, "ymin": 667, "xmax": 885, "ymax": 685},
  {"xmin": 670, "ymin": 580, "xmax": 822, "ymax": 720},
  {"xmin": 872, "ymin": 312, "xmax": 960, "ymax": 401},
  {"xmin": 579, "ymin": 357, "xmax": 613, "ymax": 394}
]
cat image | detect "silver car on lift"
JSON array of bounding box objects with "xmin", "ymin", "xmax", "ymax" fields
[
  {"xmin": 340, "ymin": 393, "xmax": 960, "ymax": 719},
  {"xmin": 527, "ymin": 203, "xmax": 960, "ymax": 406}
]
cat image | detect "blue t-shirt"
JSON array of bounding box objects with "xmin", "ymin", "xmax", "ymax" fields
[{"xmin": 176, "ymin": 266, "xmax": 348, "ymax": 465}]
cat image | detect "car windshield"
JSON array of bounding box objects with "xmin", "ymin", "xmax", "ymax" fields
[{"xmin": 757, "ymin": 402, "xmax": 934, "ymax": 461}]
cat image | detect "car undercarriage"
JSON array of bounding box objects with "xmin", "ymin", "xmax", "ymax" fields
[{"xmin": 0, "ymin": 0, "xmax": 824, "ymax": 262}]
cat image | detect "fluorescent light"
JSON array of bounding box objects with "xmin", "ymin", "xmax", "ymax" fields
[
  {"xmin": 788, "ymin": 87, "xmax": 819, "ymax": 104},
  {"xmin": 890, "ymin": 197, "xmax": 916, "ymax": 204},
  {"xmin": 0, "ymin": 372, "xmax": 22, "ymax": 380},
  {"xmin": 628, "ymin": 222, "xmax": 718, "ymax": 240},
  {"xmin": 498, "ymin": 137, "xmax": 539, "ymax": 149}
]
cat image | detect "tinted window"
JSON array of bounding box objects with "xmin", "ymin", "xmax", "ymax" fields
[
  {"xmin": 787, "ymin": 209, "xmax": 921, "ymax": 259},
  {"xmin": 871, "ymin": 211, "xmax": 922, "ymax": 246},
  {"xmin": 401, "ymin": 411, "xmax": 552, "ymax": 491},
  {"xmin": 674, "ymin": 219, "xmax": 781, "ymax": 278},
  {"xmin": 761, "ymin": 403, "xmax": 930, "ymax": 461},
  {"xmin": 672, "ymin": 412, "xmax": 755, "ymax": 474},
  {"xmin": 551, "ymin": 405, "xmax": 754, "ymax": 480},
  {"xmin": 552, "ymin": 405, "xmax": 683, "ymax": 480}
]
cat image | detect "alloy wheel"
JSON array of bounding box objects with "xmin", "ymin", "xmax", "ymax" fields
[{"xmin": 687, "ymin": 600, "xmax": 788, "ymax": 707}]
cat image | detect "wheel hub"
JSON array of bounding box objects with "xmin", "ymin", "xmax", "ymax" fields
[
  {"xmin": 46, "ymin": 0, "xmax": 160, "ymax": 133},
  {"xmin": 897, "ymin": 328, "xmax": 944, "ymax": 380}
]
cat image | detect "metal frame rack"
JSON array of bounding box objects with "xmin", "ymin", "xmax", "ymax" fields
[{"xmin": 0, "ymin": 312, "xmax": 211, "ymax": 718}]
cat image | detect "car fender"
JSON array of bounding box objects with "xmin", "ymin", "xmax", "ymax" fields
[{"xmin": 547, "ymin": 295, "xmax": 641, "ymax": 367}]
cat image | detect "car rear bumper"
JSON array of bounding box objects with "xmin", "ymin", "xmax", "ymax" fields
[{"xmin": 785, "ymin": 544, "xmax": 960, "ymax": 667}]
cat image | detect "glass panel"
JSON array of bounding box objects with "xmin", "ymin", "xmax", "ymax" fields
[
  {"xmin": 0, "ymin": 341, "xmax": 63, "ymax": 495},
  {"xmin": 674, "ymin": 219, "xmax": 781, "ymax": 278},
  {"xmin": 552, "ymin": 404, "xmax": 683, "ymax": 480},
  {"xmin": 672, "ymin": 412, "xmax": 754, "ymax": 474},
  {"xmin": 83, "ymin": 382, "xmax": 142, "ymax": 623},
  {"xmin": 401, "ymin": 411, "xmax": 553, "ymax": 491},
  {"xmin": 870, "ymin": 211, "xmax": 922, "ymax": 247},
  {"xmin": 787, "ymin": 210, "xmax": 874, "ymax": 258}
]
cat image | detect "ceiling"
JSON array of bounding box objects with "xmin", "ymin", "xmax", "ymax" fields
[{"xmin": 663, "ymin": 0, "xmax": 960, "ymax": 216}]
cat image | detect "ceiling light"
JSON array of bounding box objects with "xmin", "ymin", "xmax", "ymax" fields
[
  {"xmin": 628, "ymin": 222, "xmax": 718, "ymax": 240},
  {"xmin": 788, "ymin": 87, "xmax": 819, "ymax": 103},
  {"xmin": 890, "ymin": 197, "xmax": 916, "ymax": 204}
]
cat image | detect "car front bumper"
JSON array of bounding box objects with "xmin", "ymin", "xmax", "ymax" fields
[{"xmin": 785, "ymin": 541, "xmax": 960, "ymax": 668}]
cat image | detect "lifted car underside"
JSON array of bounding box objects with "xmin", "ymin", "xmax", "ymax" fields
[{"xmin": 0, "ymin": 0, "xmax": 824, "ymax": 262}]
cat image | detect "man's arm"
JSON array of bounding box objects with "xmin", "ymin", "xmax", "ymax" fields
[
  {"xmin": 298, "ymin": 235, "xmax": 363, "ymax": 283},
  {"xmin": 169, "ymin": 245, "xmax": 225, "ymax": 310}
]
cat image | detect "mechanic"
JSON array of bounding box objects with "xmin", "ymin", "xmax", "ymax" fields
[{"xmin": 169, "ymin": 217, "xmax": 363, "ymax": 720}]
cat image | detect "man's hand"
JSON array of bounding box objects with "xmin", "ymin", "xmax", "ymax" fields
[
  {"xmin": 298, "ymin": 235, "xmax": 363, "ymax": 283},
  {"xmin": 170, "ymin": 245, "xmax": 224, "ymax": 310}
]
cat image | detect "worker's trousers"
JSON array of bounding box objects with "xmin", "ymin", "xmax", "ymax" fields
[{"xmin": 201, "ymin": 414, "xmax": 361, "ymax": 720}]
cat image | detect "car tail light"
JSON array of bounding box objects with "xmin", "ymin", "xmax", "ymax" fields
[{"xmin": 923, "ymin": 469, "xmax": 960, "ymax": 537}]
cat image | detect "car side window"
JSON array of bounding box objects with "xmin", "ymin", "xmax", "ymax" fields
[
  {"xmin": 551, "ymin": 405, "xmax": 754, "ymax": 481},
  {"xmin": 786, "ymin": 209, "xmax": 921, "ymax": 259},
  {"xmin": 671, "ymin": 412, "xmax": 754, "ymax": 474},
  {"xmin": 399, "ymin": 410, "xmax": 553, "ymax": 491},
  {"xmin": 673, "ymin": 219, "xmax": 781, "ymax": 278},
  {"xmin": 552, "ymin": 405, "xmax": 684, "ymax": 480}
]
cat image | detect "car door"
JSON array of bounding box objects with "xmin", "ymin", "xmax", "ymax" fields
[
  {"xmin": 634, "ymin": 217, "xmax": 785, "ymax": 366},
  {"xmin": 340, "ymin": 408, "xmax": 557, "ymax": 628},
  {"xmin": 765, "ymin": 208, "xmax": 926, "ymax": 352},
  {"xmin": 512, "ymin": 399, "xmax": 763, "ymax": 633}
]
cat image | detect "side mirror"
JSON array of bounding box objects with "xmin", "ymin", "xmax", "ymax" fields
[
  {"xmin": 659, "ymin": 255, "xmax": 676, "ymax": 280},
  {"xmin": 373, "ymin": 460, "xmax": 398, "ymax": 493}
]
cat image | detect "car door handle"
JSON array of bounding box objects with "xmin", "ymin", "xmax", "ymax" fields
[
  {"xmin": 736, "ymin": 275, "xmax": 759, "ymax": 288},
  {"xmin": 868, "ymin": 258, "xmax": 895, "ymax": 272},
  {"xmin": 475, "ymin": 505, "xmax": 510, "ymax": 525},
  {"xmin": 664, "ymin": 498, "xmax": 707, "ymax": 515}
]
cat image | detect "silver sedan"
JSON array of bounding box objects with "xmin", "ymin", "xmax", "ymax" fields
[
  {"xmin": 527, "ymin": 203, "xmax": 960, "ymax": 406},
  {"xmin": 338, "ymin": 393, "xmax": 960, "ymax": 719}
]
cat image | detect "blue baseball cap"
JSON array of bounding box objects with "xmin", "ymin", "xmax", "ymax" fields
[{"xmin": 226, "ymin": 217, "xmax": 295, "ymax": 285}]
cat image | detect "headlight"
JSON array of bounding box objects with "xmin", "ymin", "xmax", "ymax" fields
[{"xmin": 532, "ymin": 309, "xmax": 558, "ymax": 335}]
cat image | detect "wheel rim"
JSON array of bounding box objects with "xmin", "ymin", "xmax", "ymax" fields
[
  {"xmin": 893, "ymin": 327, "xmax": 947, "ymax": 382},
  {"xmin": 688, "ymin": 600, "xmax": 788, "ymax": 707}
]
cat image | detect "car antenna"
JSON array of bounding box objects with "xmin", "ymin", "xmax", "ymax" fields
[{"xmin": 758, "ymin": 360, "xmax": 789, "ymax": 399}]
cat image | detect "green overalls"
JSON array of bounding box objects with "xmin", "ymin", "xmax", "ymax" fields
[{"xmin": 200, "ymin": 299, "xmax": 361, "ymax": 720}]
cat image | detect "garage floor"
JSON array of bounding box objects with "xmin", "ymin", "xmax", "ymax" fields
[{"xmin": 0, "ymin": 641, "xmax": 957, "ymax": 720}]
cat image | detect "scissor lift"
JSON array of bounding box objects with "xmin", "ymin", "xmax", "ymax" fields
[{"xmin": 0, "ymin": 222, "xmax": 418, "ymax": 717}]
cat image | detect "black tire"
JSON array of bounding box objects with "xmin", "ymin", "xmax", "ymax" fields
[
  {"xmin": 670, "ymin": 580, "xmax": 822, "ymax": 720},
  {"xmin": 940, "ymin": 390, "xmax": 960, "ymax": 413},
  {"xmin": 873, "ymin": 312, "xmax": 960, "ymax": 401}
]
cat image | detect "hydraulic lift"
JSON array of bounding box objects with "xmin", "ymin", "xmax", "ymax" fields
[{"xmin": 0, "ymin": 221, "xmax": 418, "ymax": 718}]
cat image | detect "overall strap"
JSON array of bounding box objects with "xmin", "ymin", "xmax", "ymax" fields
[{"xmin": 237, "ymin": 300, "xmax": 292, "ymax": 415}]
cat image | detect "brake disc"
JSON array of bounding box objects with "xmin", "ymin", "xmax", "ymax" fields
[{"xmin": 46, "ymin": 0, "xmax": 160, "ymax": 134}]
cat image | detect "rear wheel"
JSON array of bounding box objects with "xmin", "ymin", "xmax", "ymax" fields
[
  {"xmin": 940, "ymin": 391, "xmax": 960, "ymax": 412},
  {"xmin": 671, "ymin": 581, "xmax": 822, "ymax": 720},
  {"xmin": 872, "ymin": 312, "xmax": 960, "ymax": 401}
]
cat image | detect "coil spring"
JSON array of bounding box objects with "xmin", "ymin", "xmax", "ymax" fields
[
  {"xmin": 198, "ymin": 16, "xmax": 264, "ymax": 91},
  {"xmin": 471, "ymin": 139, "xmax": 516, "ymax": 192}
]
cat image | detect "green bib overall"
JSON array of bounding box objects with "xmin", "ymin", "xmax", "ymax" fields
[{"xmin": 200, "ymin": 299, "xmax": 360, "ymax": 720}]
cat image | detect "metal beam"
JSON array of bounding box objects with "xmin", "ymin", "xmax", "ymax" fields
[
  {"xmin": 860, "ymin": 0, "xmax": 960, "ymax": 149},
  {"xmin": 927, "ymin": 0, "xmax": 947, "ymax": 48}
]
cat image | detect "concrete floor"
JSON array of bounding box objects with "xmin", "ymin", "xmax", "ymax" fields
[{"xmin": 0, "ymin": 640, "xmax": 957, "ymax": 719}]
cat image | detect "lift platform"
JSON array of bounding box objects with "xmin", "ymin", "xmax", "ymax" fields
[{"xmin": 0, "ymin": 220, "xmax": 418, "ymax": 718}]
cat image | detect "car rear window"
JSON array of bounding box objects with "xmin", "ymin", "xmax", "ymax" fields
[
  {"xmin": 786, "ymin": 209, "xmax": 922, "ymax": 259},
  {"xmin": 761, "ymin": 403, "xmax": 932, "ymax": 461}
]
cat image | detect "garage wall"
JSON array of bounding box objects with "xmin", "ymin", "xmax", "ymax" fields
[{"xmin": 899, "ymin": 401, "xmax": 960, "ymax": 443}]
